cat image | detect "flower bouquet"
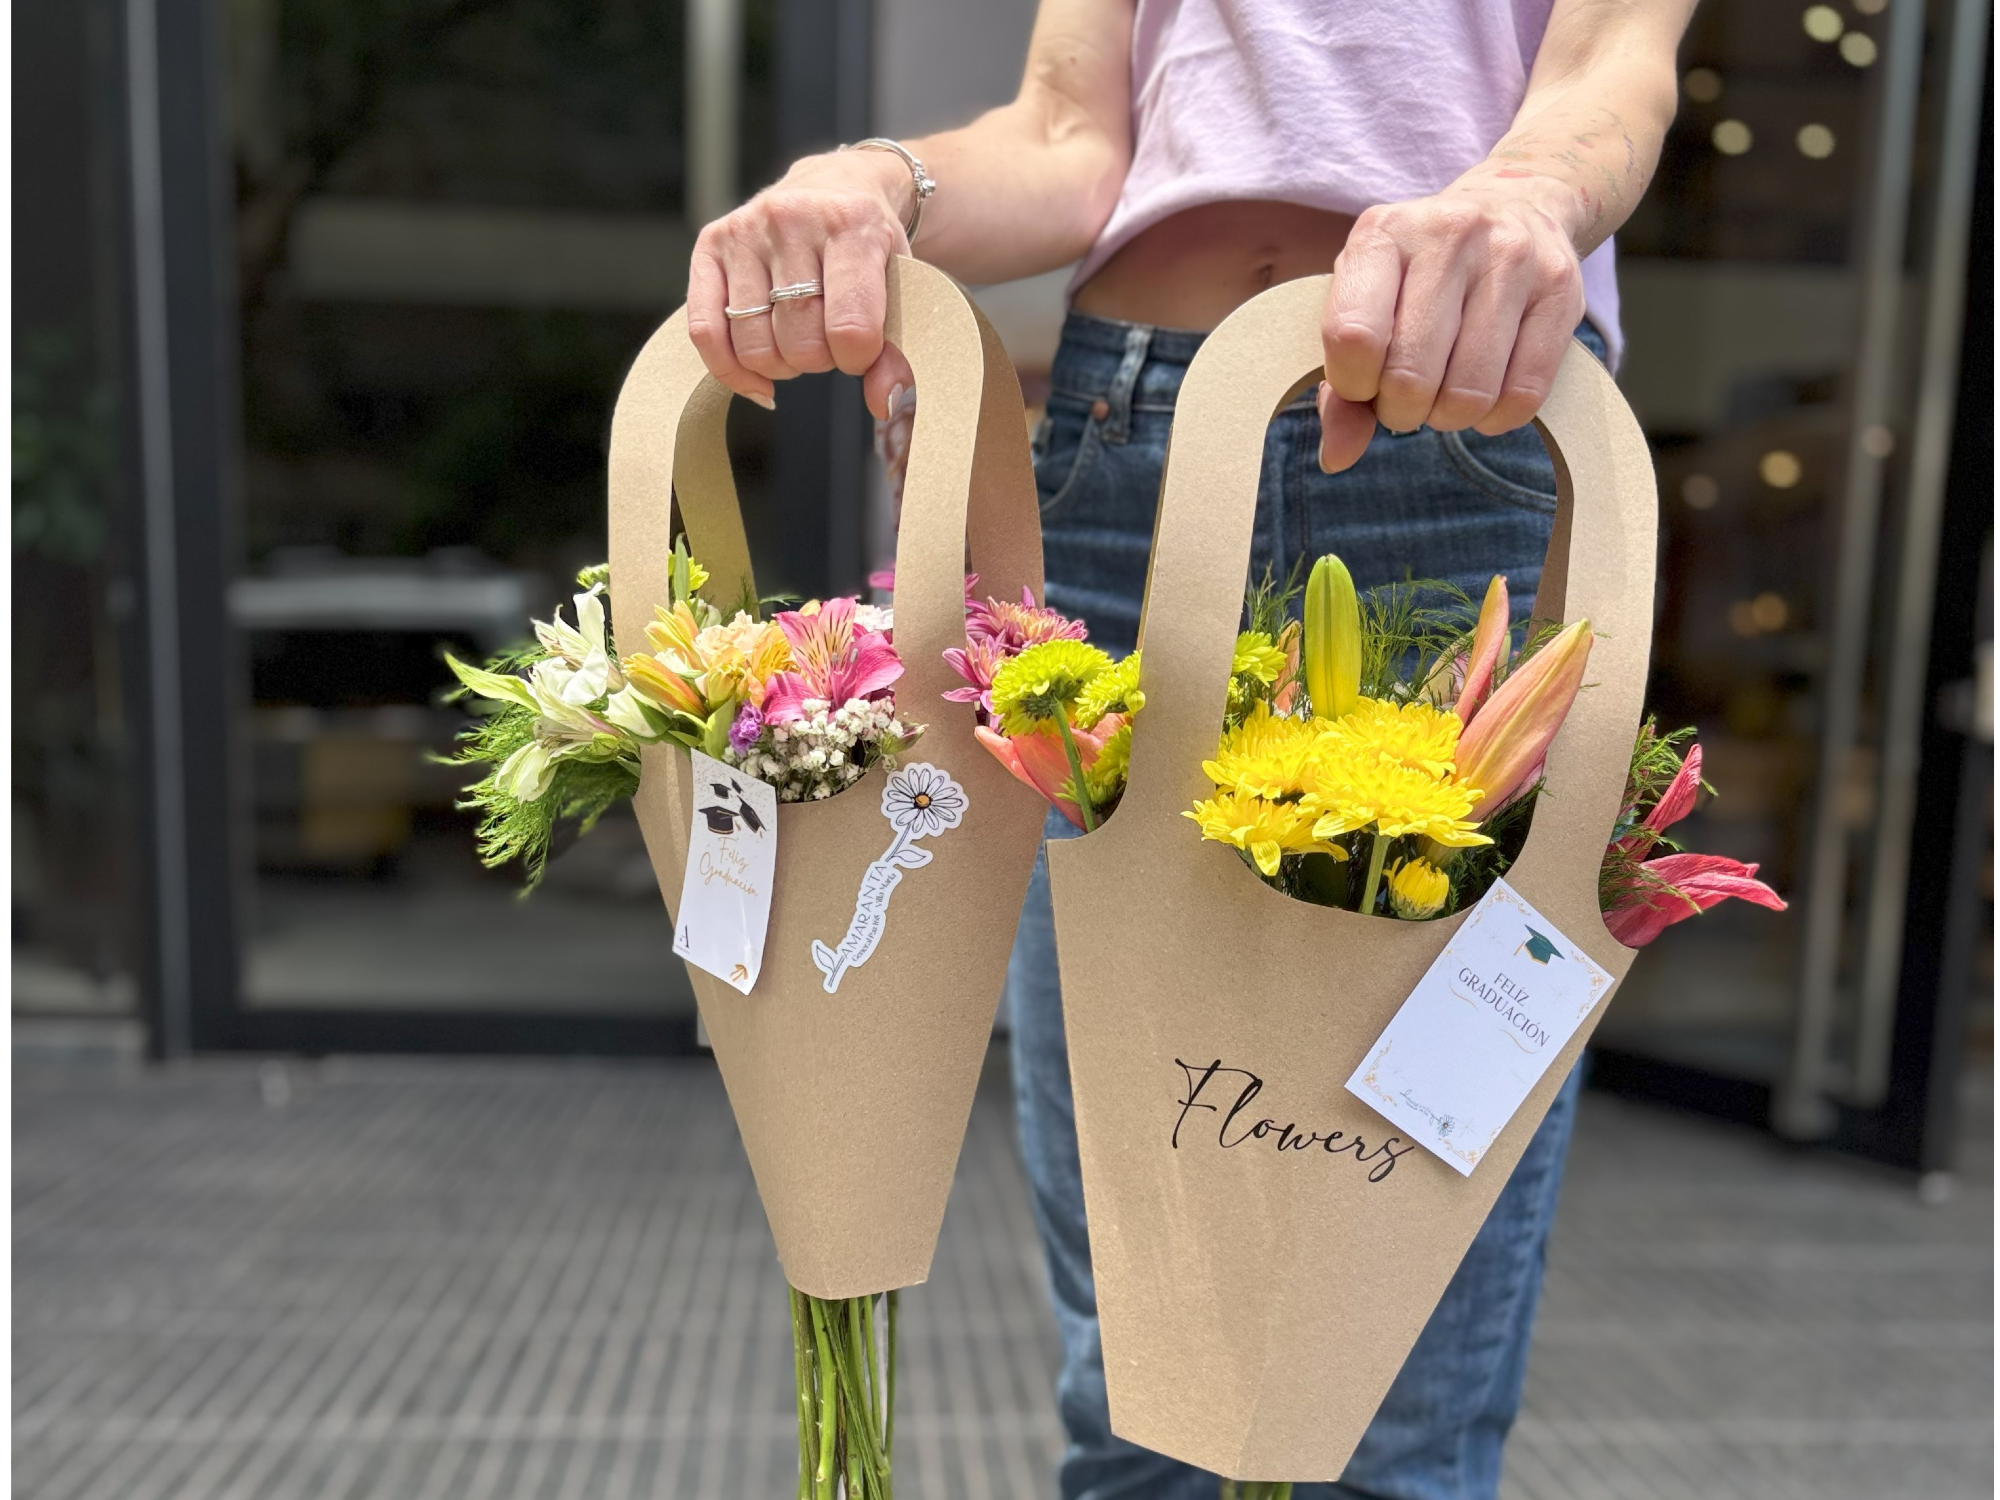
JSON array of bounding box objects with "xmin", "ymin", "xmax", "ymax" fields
[
  {"xmin": 1030, "ymin": 277, "xmax": 1778, "ymax": 1486},
  {"xmin": 585, "ymin": 258, "xmax": 1045, "ymax": 1496}
]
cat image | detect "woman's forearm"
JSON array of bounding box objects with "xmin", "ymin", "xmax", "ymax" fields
[
  {"xmin": 1453, "ymin": 0, "xmax": 1693, "ymax": 257},
  {"xmin": 773, "ymin": 0, "xmax": 1132, "ymax": 287}
]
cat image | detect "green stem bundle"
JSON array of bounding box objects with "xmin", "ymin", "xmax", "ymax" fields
[
  {"xmin": 791, "ymin": 1288, "xmax": 898, "ymax": 1499},
  {"xmin": 1221, "ymin": 1482, "xmax": 1294, "ymax": 1500}
]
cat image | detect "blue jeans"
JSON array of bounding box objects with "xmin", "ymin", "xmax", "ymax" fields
[{"xmin": 1007, "ymin": 310, "xmax": 1605, "ymax": 1500}]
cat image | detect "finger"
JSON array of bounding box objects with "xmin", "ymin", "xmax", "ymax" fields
[
  {"xmin": 822, "ymin": 226, "xmax": 893, "ymax": 378},
  {"xmin": 770, "ymin": 247, "xmax": 834, "ymax": 375},
  {"xmin": 1427, "ymin": 235, "xmax": 1535, "ymax": 431},
  {"xmin": 1373, "ymin": 249, "xmax": 1468, "ymax": 433},
  {"xmin": 863, "ymin": 344, "xmax": 916, "ymax": 419},
  {"xmin": 1322, "ymin": 216, "xmax": 1404, "ymax": 403},
  {"xmin": 722, "ymin": 253, "xmax": 801, "ymax": 384},
  {"xmin": 687, "ymin": 245, "xmax": 774, "ymax": 405},
  {"xmin": 1317, "ymin": 382, "xmax": 1378, "ymax": 473},
  {"xmin": 1475, "ymin": 279, "xmax": 1584, "ymax": 435}
]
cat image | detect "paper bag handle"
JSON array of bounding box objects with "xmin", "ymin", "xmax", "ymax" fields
[
  {"xmin": 607, "ymin": 257, "xmax": 1041, "ymax": 713},
  {"xmin": 1116, "ymin": 274, "xmax": 1657, "ymax": 927}
]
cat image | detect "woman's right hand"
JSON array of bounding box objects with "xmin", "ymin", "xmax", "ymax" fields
[{"xmin": 687, "ymin": 150, "xmax": 919, "ymax": 419}]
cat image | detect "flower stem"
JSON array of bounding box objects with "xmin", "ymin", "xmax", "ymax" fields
[
  {"xmin": 809, "ymin": 1297, "xmax": 838, "ymax": 1498},
  {"xmin": 1053, "ymin": 714, "xmax": 1098, "ymax": 831},
  {"xmin": 1222, "ymin": 1483, "xmax": 1294, "ymax": 1500},
  {"xmin": 885, "ymin": 1289, "xmax": 898, "ymax": 1460},
  {"xmin": 1360, "ymin": 828, "xmax": 1390, "ymax": 916}
]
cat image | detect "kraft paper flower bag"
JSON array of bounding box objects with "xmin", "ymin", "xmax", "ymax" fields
[
  {"xmin": 1046, "ymin": 276, "xmax": 1659, "ymax": 1483},
  {"xmin": 608, "ymin": 259, "xmax": 1046, "ymax": 1294}
]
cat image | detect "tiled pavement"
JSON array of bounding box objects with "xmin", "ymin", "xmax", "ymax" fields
[{"xmin": 13, "ymin": 1049, "xmax": 1992, "ymax": 1499}]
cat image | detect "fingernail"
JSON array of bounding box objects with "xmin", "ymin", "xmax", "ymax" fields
[
  {"xmin": 888, "ymin": 383, "xmax": 905, "ymax": 416},
  {"xmin": 748, "ymin": 391, "xmax": 776, "ymax": 411}
]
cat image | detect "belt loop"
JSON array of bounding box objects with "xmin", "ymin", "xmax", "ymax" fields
[{"xmin": 1101, "ymin": 323, "xmax": 1152, "ymax": 445}]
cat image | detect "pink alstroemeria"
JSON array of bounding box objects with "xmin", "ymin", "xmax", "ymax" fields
[
  {"xmin": 760, "ymin": 596, "xmax": 904, "ymax": 724},
  {"xmin": 1604, "ymin": 851, "xmax": 1788, "ymax": 947},
  {"xmin": 974, "ymin": 714, "xmax": 1125, "ymax": 828},
  {"xmin": 1454, "ymin": 575, "xmax": 1511, "ymax": 721}
]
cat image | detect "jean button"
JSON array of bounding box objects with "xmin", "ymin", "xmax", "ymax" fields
[{"xmin": 1089, "ymin": 398, "xmax": 1110, "ymax": 422}]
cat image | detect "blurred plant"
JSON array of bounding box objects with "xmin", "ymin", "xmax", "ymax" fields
[{"xmin": 14, "ymin": 329, "xmax": 115, "ymax": 566}]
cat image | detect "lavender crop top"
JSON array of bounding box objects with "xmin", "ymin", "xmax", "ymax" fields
[{"xmin": 1069, "ymin": 0, "xmax": 1623, "ymax": 367}]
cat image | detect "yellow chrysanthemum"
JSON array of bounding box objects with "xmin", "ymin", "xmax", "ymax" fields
[
  {"xmin": 1184, "ymin": 790, "xmax": 1331, "ymax": 877},
  {"xmin": 1075, "ymin": 650, "xmax": 1144, "ymax": 730},
  {"xmin": 1231, "ymin": 631, "xmax": 1287, "ymax": 687},
  {"xmin": 991, "ymin": 639, "xmax": 1113, "ymax": 735},
  {"xmin": 1323, "ymin": 696, "xmax": 1465, "ymax": 778},
  {"xmin": 1304, "ymin": 742, "xmax": 1492, "ymax": 847},
  {"xmin": 1387, "ymin": 858, "xmax": 1451, "ymax": 919},
  {"xmin": 1201, "ymin": 702, "xmax": 1327, "ymax": 800}
]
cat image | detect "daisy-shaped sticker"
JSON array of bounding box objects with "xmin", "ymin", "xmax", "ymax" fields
[
  {"xmin": 882, "ymin": 762, "xmax": 967, "ymax": 839},
  {"xmin": 812, "ymin": 762, "xmax": 969, "ymax": 992}
]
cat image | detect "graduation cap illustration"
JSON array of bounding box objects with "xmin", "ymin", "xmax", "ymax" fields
[
  {"xmin": 698, "ymin": 778, "xmax": 767, "ymax": 837},
  {"xmin": 1518, "ymin": 927, "xmax": 1562, "ymax": 965}
]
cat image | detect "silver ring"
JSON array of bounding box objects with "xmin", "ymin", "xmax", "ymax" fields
[
  {"xmin": 769, "ymin": 279, "xmax": 824, "ymax": 304},
  {"xmin": 724, "ymin": 301, "xmax": 773, "ymax": 321}
]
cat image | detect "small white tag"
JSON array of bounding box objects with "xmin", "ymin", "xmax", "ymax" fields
[
  {"xmin": 1346, "ymin": 879, "xmax": 1611, "ymax": 1177},
  {"xmin": 673, "ymin": 749, "xmax": 779, "ymax": 995}
]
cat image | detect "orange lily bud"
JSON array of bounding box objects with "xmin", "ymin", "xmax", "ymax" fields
[
  {"xmin": 1455, "ymin": 618, "xmax": 1593, "ymax": 820},
  {"xmin": 1454, "ymin": 574, "xmax": 1510, "ymax": 723}
]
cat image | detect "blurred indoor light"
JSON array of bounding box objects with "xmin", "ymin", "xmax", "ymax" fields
[
  {"xmin": 1712, "ymin": 120, "xmax": 1754, "ymax": 156},
  {"xmin": 1850, "ymin": 0, "xmax": 1887, "ymax": 14},
  {"xmin": 1751, "ymin": 592, "xmax": 1789, "ymax": 632},
  {"xmin": 1684, "ymin": 67, "xmax": 1724, "ymax": 102},
  {"xmin": 1681, "ymin": 473, "xmax": 1720, "ymax": 509},
  {"xmin": 1759, "ymin": 449, "xmax": 1803, "ymax": 488},
  {"xmin": 1838, "ymin": 31, "xmax": 1878, "ymax": 65},
  {"xmin": 1861, "ymin": 423, "xmax": 1896, "ymax": 458},
  {"xmin": 1797, "ymin": 124, "xmax": 1837, "ymax": 159},
  {"xmin": 1729, "ymin": 600, "xmax": 1760, "ymax": 638},
  {"xmin": 1802, "ymin": 5, "xmax": 1844, "ymax": 41}
]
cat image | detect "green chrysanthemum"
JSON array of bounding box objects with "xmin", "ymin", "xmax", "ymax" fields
[
  {"xmin": 991, "ymin": 639, "xmax": 1114, "ymax": 735},
  {"xmin": 1075, "ymin": 650, "xmax": 1144, "ymax": 730}
]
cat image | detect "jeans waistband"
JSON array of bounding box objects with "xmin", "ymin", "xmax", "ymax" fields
[{"xmin": 1048, "ymin": 305, "xmax": 1612, "ymax": 439}]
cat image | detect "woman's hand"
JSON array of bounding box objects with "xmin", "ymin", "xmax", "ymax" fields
[
  {"xmin": 1316, "ymin": 188, "xmax": 1585, "ymax": 473},
  {"xmin": 687, "ymin": 150, "xmax": 919, "ymax": 418}
]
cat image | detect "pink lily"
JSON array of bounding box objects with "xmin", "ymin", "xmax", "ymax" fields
[
  {"xmin": 1455, "ymin": 618, "xmax": 1593, "ymax": 820},
  {"xmin": 760, "ymin": 596, "xmax": 904, "ymax": 724},
  {"xmin": 1616, "ymin": 743, "xmax": 1703, "ymax": 856},
  {"xmin": 1455, "ymin": 575, "xmax": 1510, "ymax": 721},
  {"xmin": 974, "ymin": 714, "xmax": 1125, "ymax": 828},
  {"xmin": 1604, "ymin": 852, "xmax": 1788, "ymax": 947}
]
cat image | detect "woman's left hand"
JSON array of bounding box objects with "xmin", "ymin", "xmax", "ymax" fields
[{"xmin": 1315, "ymin": 188, "xmax": 1586, "ymax": 474}]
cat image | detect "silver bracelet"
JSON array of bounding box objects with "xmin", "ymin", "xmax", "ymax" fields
[{"xmin": 842, "ymin": 137, "xmax": 936, "ymax": 246}]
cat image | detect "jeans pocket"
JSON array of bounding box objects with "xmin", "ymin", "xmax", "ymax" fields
[
  {"xmin": 1034, "ymin": 394, "xmax": 1105, "ymax": 518},
  {"xmin": 1434, "ymin": 427, "xmax": 1561, "ymax": 514}
]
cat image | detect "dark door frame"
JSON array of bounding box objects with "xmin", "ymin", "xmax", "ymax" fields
[{"xmin": 121, "ymin": 0, "xmax": 870, "ymax": 1058}]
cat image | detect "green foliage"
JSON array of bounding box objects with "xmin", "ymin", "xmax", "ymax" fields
[
  {"xmin": 441, "ymin": 700, "xmax": 638, "ymax": 891},
  {"xmin": 14, "ymin": 329, "xmax": 115, "ymax": 567},
  {"xmin": 1358, "ymin": 580, "xmax": 1477, "ymax": 699},
  {"xmin": 1242, "ymin": 558, "xmax": 1304, "ymax": 641}
]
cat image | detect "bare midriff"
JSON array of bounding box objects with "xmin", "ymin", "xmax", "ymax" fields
[{"xmin": 1070, "ymin": 199, "xmax": 1357, "ymax": 332}]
